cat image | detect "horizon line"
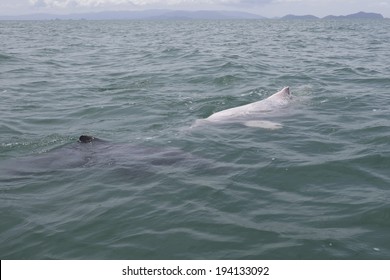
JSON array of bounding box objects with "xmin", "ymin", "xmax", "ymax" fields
[{"xmin": 0, "ymin": 9, "xmax": 387, "ymax": 20}]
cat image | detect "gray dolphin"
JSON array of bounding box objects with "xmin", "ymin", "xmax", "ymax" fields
[{"xmin": 0, "ymin": 135, "xmax": 203, "ymax": 177}]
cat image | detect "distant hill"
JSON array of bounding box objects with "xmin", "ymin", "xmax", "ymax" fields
[
  {"xmin": 150, "ymin": 10, "xmax": 265, "ymax": 20},
  {"xmin": 0, "ymin": 10, "xmax": 385, "ymax": 21},
  {"xmin": 281, "ymin": 14, "xmax": 319, "ymax": 20},
  {"xmin": 280, "ymin": 11, "xmax": 384, "ymax": 20},
  {"xmin": 0, "ymin": 10, "xmax": 264, "ymax": 20},
  {"xmin": 323, "ymin": 11, "xmax": 384, "ymax": 20}
]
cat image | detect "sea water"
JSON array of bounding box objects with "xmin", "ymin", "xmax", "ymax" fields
[{"xmin": 0, "ymin": 19, "xmax": 389, "ymax": 259}]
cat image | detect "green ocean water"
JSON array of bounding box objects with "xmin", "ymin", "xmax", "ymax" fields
[{"xmin": 0, "ymin": 19, "xmax": 389, "ymax": 259}]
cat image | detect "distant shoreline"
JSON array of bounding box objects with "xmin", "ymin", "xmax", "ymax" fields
[
  {"xmin": 0, "ymin": 10, "xmax": 387, "ymax": 21},
  {"xmin": 282, "ymin": 11, "xmax": 384, "ymax": 20}
]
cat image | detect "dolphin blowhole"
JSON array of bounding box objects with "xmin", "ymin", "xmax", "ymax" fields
[{"xmin": 79, "ymin": 135, "xmax": 95, "ymax": 143}]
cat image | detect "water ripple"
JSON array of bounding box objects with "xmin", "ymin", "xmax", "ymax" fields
[{"xmin": 1, "ymin": 19, "xmax": 390, "ymax": 259}]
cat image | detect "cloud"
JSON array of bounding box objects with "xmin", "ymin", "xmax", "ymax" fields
[
  {"xmin": 26, "ymin": 0, "xmax": 390, "ymax": 17},
  {"xmin": 31, "ymin": 0, "xmax": 47, "ymax": 8},
  {"xmin": 29, "ymin": 0, "xmax": 273, "ymax": 9},
  {"xmin": 128, "ymin": 0, "xmax": 271, "ymax": 5},
  {"xmin": 29, "ymin": 0, "xmax": 132, "ymax": 8}
]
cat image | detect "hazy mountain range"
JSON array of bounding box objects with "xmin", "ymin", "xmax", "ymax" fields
[
  {"xmin": 282, "ymin": 11, "xmax": 385, "ymax": 20},
  {"xmin": 0, "ymin": 10, "xmax": 386, "ymax": 21}
]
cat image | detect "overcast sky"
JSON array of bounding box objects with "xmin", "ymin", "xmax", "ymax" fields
[{"xmin": 1, "ymin": 0, "xmax": 390, "ymax": 17}]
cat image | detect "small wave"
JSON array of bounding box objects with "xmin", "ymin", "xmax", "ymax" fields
[
  {"xmin": 0, "ymin": 53, "xmax": 13, "ymax": 61},
  {"xmin": 1, "ymin": 134, "xmax": 71, "ymax": 157},
  {"xmin": 213, "ymin": 74, "xmax": 242, "ymax": 86}
]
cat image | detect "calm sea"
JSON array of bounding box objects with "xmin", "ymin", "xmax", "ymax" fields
[{"xmin": 0, "ymin": 19, "xmax": 389, "ymax": 259}]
